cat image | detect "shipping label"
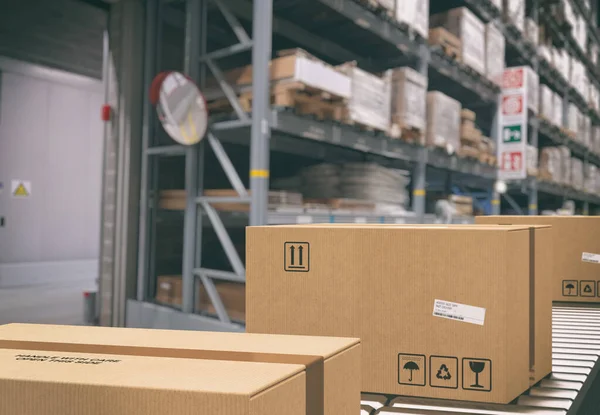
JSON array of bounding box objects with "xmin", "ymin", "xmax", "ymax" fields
[
  {"xmin": 432, "ymin": 299, "xmax": 486, "ymax": 326},
  {"xmin": 582, "ymin": 252, "xmax": 600, "ymax": 264}
]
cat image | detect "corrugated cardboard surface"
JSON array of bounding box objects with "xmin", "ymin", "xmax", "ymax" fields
[
  {"xmin": 476, "ymin": 216, "xmax": 600, "ymax": 303},
  {"xmin": 247, "ymin": 225, "xmax": 533, "ymax": 403},
  {"xmin": 0, "ymin": 348, "xmax": 306, "ymax": 415},
  {"xmin": 0, "ymin": 324, "xmax": 360, "ymax": 415}
]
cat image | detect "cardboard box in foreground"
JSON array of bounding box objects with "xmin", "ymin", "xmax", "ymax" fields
[
  {"xmin": 475, "ymin": 216, "xmax": 600, "ymax": 303},
  {"xmin": 247, "ymin": 225, "xmax": 538, "ymax": 403},
  {"xmin": 0, "ymin": 324, "xmax": 360, "ymax": 415}
]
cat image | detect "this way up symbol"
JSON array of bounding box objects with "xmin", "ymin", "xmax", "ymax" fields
[{"xmin": 290, "ymin": 245, "xmax": 304, "ymax": 266}]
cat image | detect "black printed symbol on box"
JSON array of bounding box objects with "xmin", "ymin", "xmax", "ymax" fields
[
  {"xmin": 430, "ymin": 356, "xmax": 458, "ymax": 389},
  {"xmin": 597, "ymin": 282, "xmax": 600, "ymax": 297},
  {"xmin": 398, "ymin": 353, "xmax": 426, "ymax": 386},
  {"xmin": 284, "ymin": 242, "xmax": 310, "ymax": 272},
  {"xmin": 562, "ymin": 280, "xmax": 578, "ymax": 297},
  {"xmin": 581, "ymin": 281, "xmax": 595, "ymax": 297},
  {"xmin": 462, "ymin": 358, "xmax": 492, "ymax": 392}
]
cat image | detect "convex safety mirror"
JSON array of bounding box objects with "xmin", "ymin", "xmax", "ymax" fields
[{"xmin": 150, "ymin": 71, "xmax": 208, "ymax": 145}]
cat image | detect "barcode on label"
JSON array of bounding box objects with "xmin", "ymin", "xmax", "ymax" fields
[
  {"xmin": 582, "ymin": 252, "xmax": 600, "ymax": 264},
  {"xmin": 432, "ymin": 299, "xmax": 485, "ymax": 326}
]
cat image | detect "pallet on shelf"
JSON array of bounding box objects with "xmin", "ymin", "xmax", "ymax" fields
[
  {"xmin": 428, "ymin": 27, "xmax": 462, "ymax": 61},
  {"xmin": 356, "ymin": 0, "xmax": 395, "ymax": 18}
]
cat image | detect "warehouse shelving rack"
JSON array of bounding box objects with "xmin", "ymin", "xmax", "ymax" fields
[{"xmin": 130, "ymin": 0, "xmax": 600, "ymax": 331}]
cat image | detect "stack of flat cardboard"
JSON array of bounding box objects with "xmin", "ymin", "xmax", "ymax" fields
[
  {"xmin": 246, "ymin": 224, "xmax": 553, "ymax": 404},
  {"xmin": 0, "ymin": 324, "xmax": 360, "ymax": 415}
]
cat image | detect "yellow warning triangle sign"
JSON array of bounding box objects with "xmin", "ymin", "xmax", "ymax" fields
[{"xmin": 13, "ymin": 183, "xmax": 29, "ymax": 197}]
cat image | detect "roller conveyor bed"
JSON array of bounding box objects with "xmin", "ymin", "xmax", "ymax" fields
[{"xmin": 361, "ymin": 306, "xmax": 600, "ymax": 415}]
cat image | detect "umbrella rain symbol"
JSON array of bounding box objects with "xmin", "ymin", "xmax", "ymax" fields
[
  {"xmin": 565, "ymin": 283, "xmax": 575, "ymax": 295},
  {"xmin": 403, "ymin": 361, "xmax": 420, "ymax": 382}
]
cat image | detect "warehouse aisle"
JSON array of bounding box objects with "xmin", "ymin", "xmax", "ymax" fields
[{"xmin": 0, "ymin": 271, "xmax": 95, "ymax": 325}]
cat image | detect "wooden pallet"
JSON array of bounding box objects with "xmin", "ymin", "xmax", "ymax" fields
[
  {"xmin": 560, "ymin": 127, "xmax": 577, "ymax": 139},
  {"xmin": 457, "ymin": 145, "xmax": 480, "ymax": 160},
  {"xmin": 389, "ymin": 121, "xmax": 424, "ymax": 144},
  {"xmin": 428, "ymin": 27, "xmax": 462, "ymax": 61},
  {"xmin": 208, "ymin": 81, "xmax": 347, "ymax": 121}
]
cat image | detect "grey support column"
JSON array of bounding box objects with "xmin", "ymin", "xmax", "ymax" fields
[
  {"xmin": 249, "ymin": 0, "xmax": 273, "ymax": 226},
  {"xmin": 412, "ymin": 44, "xmax": 429, "ymax": 223}
]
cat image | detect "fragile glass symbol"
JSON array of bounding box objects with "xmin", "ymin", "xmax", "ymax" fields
[
  {"xmin": 469, "ymin": 361, "xmax": 485, "ymax": 388},
  {"xmin": 403, "ymin": 361, "xmax": 420, "ymax": 382}
]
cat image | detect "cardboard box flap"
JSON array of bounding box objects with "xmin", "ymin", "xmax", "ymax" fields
[
  {"xmin": 0, "ymin": 349, "xmax": 307, "ymax": 414},
  {"xmin": 0, "ymin": 324, "xmax": 358, "ymax": 359},
  {"xmin": 262, "ymin": 224, "xmax": 537, "ymax": 232}
]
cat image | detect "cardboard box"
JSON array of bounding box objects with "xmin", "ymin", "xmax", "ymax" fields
[
  {"xmin": 430, "ymin": 8, "xmax": 485, "ymax": 74},
  {"xmin": 426, "ymin": 91, "xmax": 461, "ymax": 152},
  {"xmin": 503, "ymin": 0, "xmax": 525, "ymax": 32},
  {"xmin": 0, "ymin": 324, "xmax": 361, "ymax": 415},
  {"xmin": 553, "ymin": 92, "xmax": 563, "ymax": 127},
  {"xmin": 525, "ymin": 18, "xmax": 538, "ymax": 46},
  {"xmin": 395, "ymin": 0, "xmax": 429, "ymax": 39},
  {"xmin": 389, "ymin": 67, "xmax": 427, "ymax": 140},
  {"xmin": 571, "ymin": 157, "xmax": 584, "ymax": 190},
  {"xmin": 485, "ymin": 23, "xmax": 505, "ymax": 84},
  {"xmin": 337, "ymin": 63, "xmax": 392, "ymax": 131},
  {"xmin": 475, "ymin": 217, "xmax": 600, "ymax": 303},
  {"xmin": 247, "ymin": 224, "xmax": 547, "ymax": 403},
  {"xmin": 539, "ymin": 84, "xmax": 553, "ymax": 121},
  {"xmin": 525, "ymin": 66, "xmax": 539, "ymax": 114},
  {"xmin": 0, "ymin": 348, "xmax": 309, "ymax": 414}
]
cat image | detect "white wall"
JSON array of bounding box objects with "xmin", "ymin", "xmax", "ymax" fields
[{"xmin": 0, "ymin": 58, "xmax": 104, "ymax": 285}]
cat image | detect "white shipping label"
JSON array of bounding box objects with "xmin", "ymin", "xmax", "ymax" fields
[
  {"xmin": 582, "ymin": 252, "xmax": 600, "ymax": 264},
  {"xmin": 433, "ymin": 299, "xmax": 486, "ymax": 326}
]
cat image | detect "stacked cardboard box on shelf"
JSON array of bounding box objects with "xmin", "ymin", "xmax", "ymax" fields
[
  {"xmin": 560, "ymin": 146, "xmax": 572, "ymax": 185},
  {"xmin": 525, "ymin": 66, "xmax": 539, "ymax": 114},
  {"xmin": 476, "ymin": 217, "xmax": 600, "ymax": 303},
  {"xmin": 459, "ymin": 109, "xmax": 482, "ymax": 159},
  {"xmin": 0, "ymin": 324, "xmax": 361, "ymax": 415},
  {"xmin": 566, "ymin": 104, "xmax": 579, "ymax": 137},
  {"xmin": 395, "ymin": 0, "xmax": 429, "ymax": 39},
  {"xmin": 538, "ymin": 146, "xmax": 572, "ymax": 184},
  {"xmin": 538, "ymin": 84, "xmax": 553, "ymax": 121},
  {"xmin": 553, "ymin": 91, "xmax": 563, "ymax": 127},
  {"xmin": 484, "ymin": 22, "xmax": 505, "ymax": 84},
  {"xmin": 389, "ymin": 67, "xmax": 427, "ymax": 143},
  {"xmin": 525, "ymin": 18, "xmax": 538, "ymax": 46},
  {"xmin": 426, "ymin": 91, "xmax": 461, "ymax": 153},
  {"xmin": 430, "ymin": 7, "xmax": 486, "ymax": 75},
  {"xmin": 479, "ymin": 136, "xmax": 496, "ymax": 165},
  {"xmin": 526, "ymin": 145, "xmax": 538, "ymax": 176},
  {"xmin": 571, "ymin": 157, "xmax": 584, "ymax": 190},
  {"xmin": 155, "ymin": 275, "xmax": 246, "ymax": 322},
  {"xmin": 503, "ymin": 0, "xmax": 525, "ymax": 32},
  {"xmin": 584, "ymin": 165, "xmax": 600, "ymax": 194},
  {"xmin": 337, "ymin": 63, "xmax": 392, "ymax": 132},
  {"xmin": 247, "ymin": 224, "xmax": 553, "ymax": 403}
]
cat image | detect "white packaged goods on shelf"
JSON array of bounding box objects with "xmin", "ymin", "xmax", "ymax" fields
[
  {"xmin": 526, "ymin": 145, "xmax": 538, "ymax": 176},
  {"xmin": 389, "ymin": 67, "xmax": 427, "ymax": 137},
  {"xmin": 553, "ymin": 92, "xmax": 563, "ymax": 127},
  {"xmin": 564, "ymin": 0, "xmax": 577, "ymax": 29},
  {"xmin": 525, "ymin": 18, "xmax": 538, "ymax": 46},
  {"xmin": 575, "ymin": 16, "xmax": 587, "ymax": 51},
  {"xmin": 585, "ymin": 165, "xmax": 598, "ymax": 194},
  {"xmin": 539, "ymin": 148, "xmax": 560, "ymax": 182},
  {"xmin": 490, "ymin": 0, "xmax": 502, "ymax": 10},
  {"xmin": 484, "ymin": 23, "xmax": 505, "ymax": 83},
  {"xmin": 338, "ymin": 64, "xmax": 391, "ymax": 131},
  {"xmin": 374, "ymin": 0, "xmax": 395, "ymax": 12},
  {"xmin": 571, "ymin": 158, "xmax": 584, "ymax": 190},
  {"xmin": 567, "ymin": 104, "xmax": 579, "ymax": 134},
  {"xmin": 395, "ymin": 0, "xmax": 429, "ymax": 39},
  {"xmin": 591, "ymin": 43, "xmax": 598, "ymax": 65},
  {"xmin": 580, "ymin": 115, "xmax": 591, "ymax": 148},
  {"xmin": 503, "ymin": 0, "xmax": 525, "ymax": 32},
  {"xmin": 539, "ymin": 44, "xmax": 552, "ymax": 64},
  {"xmin": 539, "ymin": 84, "xmax": 553, "ymax": 120},
  {"xmin": 430, "ymin": 8, "xmax": 485, "ymax": 74},
  {"xmin": 524, "ymin": 66, "xmax": 539, "ymax": 114},
  {"xmin": 559, "ymin": 146, "xmax": 572, "ymax": 185},
  {"xmin": 594, "ymin": 126, "xmax": 600, "ymax": 154},
  {"xmin": 426, "ymin": 91, "xmax": 461, "ymax": 153},
  {"xmin": 229, "ymin": 49, "xmax": 352, "ymax": 100},
  {"xmin": 589, "ymin": 84, "xmax": 599, "ymax": 111}
]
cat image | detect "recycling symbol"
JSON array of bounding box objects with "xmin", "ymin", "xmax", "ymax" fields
[
  {"xmin": 584, "ymin": 285, "xmax": 592, "ymax": 293},
  {"xmin": 436, "ymin": 364, "xmax": 452, "ymax": 380}
]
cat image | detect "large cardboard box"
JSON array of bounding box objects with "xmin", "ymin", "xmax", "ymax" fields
[
  {"xmin": 0, "ymin": 348, "xmax": 309, "ymax": 415},
  {"xmin": 389, "ymin": 67, "xmax": 427, "ymax": 141},
  {"xmin": 0, "ymin": 324, "xmax": 361, "ymax": 415},
  {"xmin": 247, "ymin": 224, "xmax": 546, "ymax": 403},
  {"xmin": 475, "ymin": 216, "xmax": 600, "ymax": 303},
  {"xmin": 426, "ymin": 91, "xmax": 461, "ymax": 152},
  {"xmin": 395, "ymin": 0, "xmax": 429, "ymax": 39},
  {"xmin": 430, "ymin": 8, "xmax": 485, "ymax": 74}
]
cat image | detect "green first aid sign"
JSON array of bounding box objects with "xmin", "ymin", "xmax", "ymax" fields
[{"xmin": 502, "ymin": 125, "xmax": 523, "ymax": 143}]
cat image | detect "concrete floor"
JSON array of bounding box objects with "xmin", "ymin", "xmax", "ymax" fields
[{"xmin": 0, "ymin": 272, "xmax": 96, "ymax": 325}]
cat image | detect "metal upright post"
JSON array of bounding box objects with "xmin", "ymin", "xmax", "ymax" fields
[
  {"xmin": 490, "ymin": 95, "xmax": 501, "ymax": 215},
  {"xmin": 412, "ymin": 44, "xmax": 429, "ymax": 223},
  {"xmin": 528, "ymin": 0, "xmax": 539, "ymax": 216},
  {"xmin": 181, "ymin": 0, "xmax": 201, "ymax": 314},
  {"xmin": 249, "ymin": 0, "xmax": 273, "ymax": 226},
  {"xmin": 136, "ymin": 0, "xmax": 158, "ymax": 302}
]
